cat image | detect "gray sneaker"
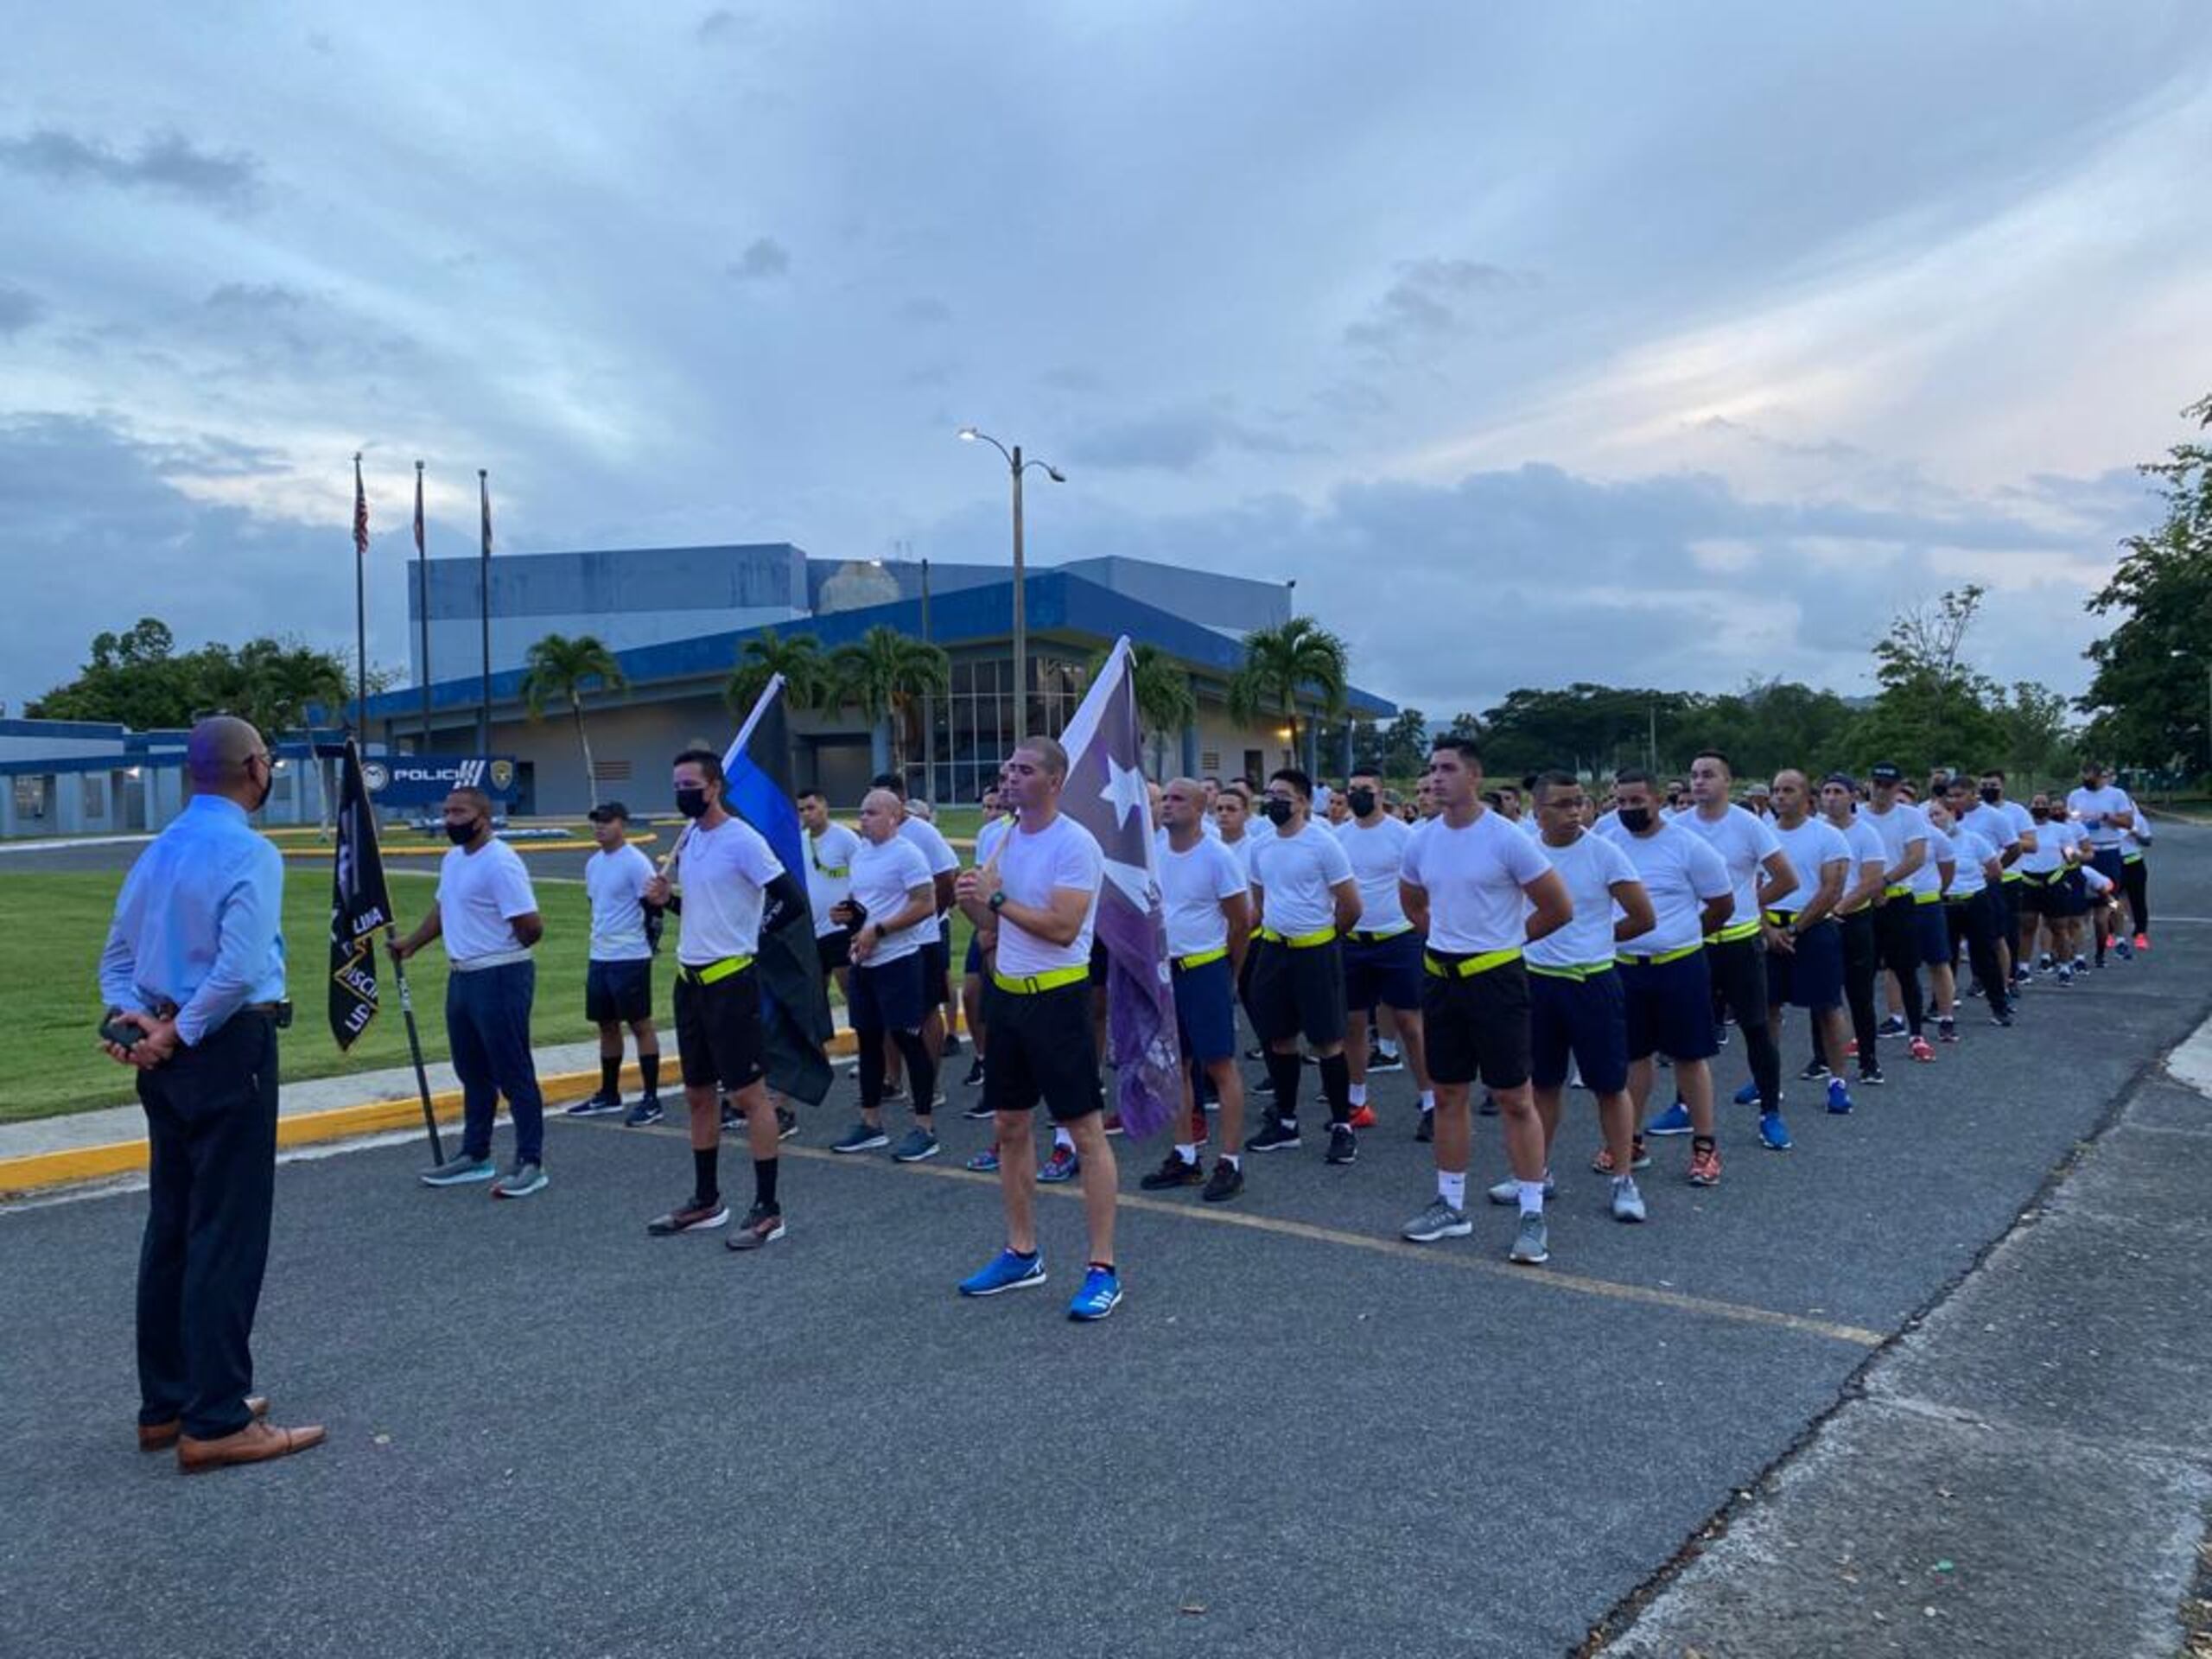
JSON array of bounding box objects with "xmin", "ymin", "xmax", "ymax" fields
[
  {"xmin": 1610, "ymin": 1175, "xmax": 1647, "ymax": 1224},
  {"xmin": 1402, "ymin": 1197, "xmax": 1472, "ymax": 1243},
  {"xmin": 1509, "ymin": 1211, "xmax": 1550, "ymax": 1265},
  {"xmin": 891, "ymin": 1128, "xmax": 941, "ymax": 1163},
  {"xmin": 491, "ymin": 1161, "xmax": 549, "ymax": 1199},
  {"xmin": 1485, "ymin": 1170, "xmax": 1558, "ymax": 1205},
  {"xmin": 419, "ymin": 1154, "xmax": 496, "ymax": 1187}
]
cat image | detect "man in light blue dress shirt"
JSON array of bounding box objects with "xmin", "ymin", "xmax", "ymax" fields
[{"xmin": 99, "ymin": 715, "xmax": 325, "ymax": 1472}]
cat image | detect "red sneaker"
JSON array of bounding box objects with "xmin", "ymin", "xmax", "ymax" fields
[
  {"xmin": 1909, "ymin": 1035, "xmax": 1936, "ymax": 1063},
  {"xmin": 1688, "ymin": 1143, "xmax": 1722, "ymax": 1186},
  {"xmin": 2134, "ymin": 933, "xmax": 2151, "ymax": 952},
  {"xmin": 1349, "ymin": 1103, "xmax": 1378, "ymax": 1129},
  {"xmin": 1843, "ymin": 1039, "xmax": 1859, "ymax": 1058}
]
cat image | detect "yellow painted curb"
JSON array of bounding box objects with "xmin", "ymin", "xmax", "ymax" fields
[{"xmin": 0, "ymin": 1027, "xmax": 868, "ymax": 1198}]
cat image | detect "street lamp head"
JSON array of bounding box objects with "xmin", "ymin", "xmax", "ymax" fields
[
  {"xmin": 1045, "ymin": 466, "xmax": 1066, "ymax": 484},
  {"xmin": 957, "ymin": 426, "xmax": 979, "ymax": 442}
]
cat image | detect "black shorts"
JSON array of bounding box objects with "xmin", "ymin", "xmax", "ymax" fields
[
  {"xmin": 815, "ymin": 927, "xmax": 852, "ymax": 979},
  {"xmin": 673, "ymin": 963, "xmax": 765, "ymax": 1091},
  {"xmin": 1248, "ymin": 938, "xmax": 1348, "ymax": 1048},
  {"xmin": 585, "ymin": 957, "xmax": 652, "ymax": 1025},
  {"xmin": 918, "ymin": 934, "xmax": 952, "ymax": 1007},
  {"xmin": 1420, "ymin": 954, "xmax": 1531, "ymax": 1090},
  {"xmin": 1705, "ymin": 932, "xmax": 1770, "ymax": 1028},
  {"xmin": 849, "ymin": 949, "xmax": 926, "ymax": 1034},
  {"xmin": 982, "ymin": 980, "xmax": 1103, "ymax": 1122},
  {"xmin": 1088, "ymin": 938, "xmax": 1110, "ymax": 987}
]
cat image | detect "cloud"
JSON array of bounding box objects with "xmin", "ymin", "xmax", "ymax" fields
[
  {"xmin": 1344, "ymin": 257, "xmax": 1536, "ymax": 353},
  {"xmin": 0, "ymin": 127, "xmax": 261, "ymax": 208},
  {"xmin": 1069, "ymin": 404, "xmax": 1325, "ymax": 473},
  {"xmin": 727, "ymin": 236, "xmax": 791, "ymax": 281},
  {"xmin": 0, "ymin": 283, "xmax": 44, "ymax": 338}
]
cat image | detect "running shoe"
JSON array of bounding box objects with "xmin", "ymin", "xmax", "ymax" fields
[
  {"xmin": 963, "ymin": 1097, "xmax": 995, "ymax": 1122},
  {"xmin": 1201, "ymin": 1160, "xmax": 1243, "ymax": 1203},
  {"xmin": 1757, "ymin": 1113, "xmax": 1792, "ymax": 1152},
  {"xmin": 1401, "ymin": 1198, "xmax": 1471, "ymax": 1243},
  {"xmin": 830, "ymin": 1122, "xmax": 890, "ymax": 1154},
  {"xmin": 777, "ymin": 1105, "xmax": 799, "ymax": 1141},
  {"xmin": 719, "ymin": 1097, "xmax": 741, "ymax": 1132},
  {"xmin": 646, "ymin": 1194, "xmax": 729, "ymax": 1235},
  {"xmin": 624, "ymin": 1097, "xmax": 664, "ymax": 1128},
  {"xmin": 725, "ymin": 1204, "xmax": 785, "ymax": 1251},
  {"xmin": 1797, "ymin": 1059, "xmax": 1832, "ymax": 1082},
  {"xmin": 1066, "ymin": 1265, "xmax": 1122, "ymax": 1321},
  {"xmin": 1644, "ymin": 1101, "xmax": 1694, "ymax": 1136},
  {"xmin": 1843, "ymin": 1039, "xmax": 1859, "ymax": 1058},
  {"xmin": 419, "ymin": 1154, "xmax": 497, "ymax": 1187},
  {"xmin": 891, "ymin": 1128, "xmax": 940, "ymax": 1163},
  {"xmin": 1937, "ymin": 1018, "xmax": 1959, "ymax": 1045},
  {"xmin": 1990, "ymin": 1009, "xmax": 2014, "ymax": 1028},
  {"xmin": 1348, "ymin": 1103, "xmax": 1378, "ymax": 1130},
  {"xmin": 1858, "ymin": 1065, "xmax": 1887, "ymax": 1086},
  {"xmin": 1591, "ymin": 1141, "xmax": 1653, "ymax": 1174},
  {"xmin": 1508, "ymin": 1212, "xmax": 1550, "ymax": 1265},
  {"xmin": 1732, "ymin": 1081, "xmax": 1767, "ymax": 1107},
  {"xmin": 489, "ymin": 1161, "xmax": 548, "ymax": 1198},
  {"xmin": 1610, "ymin": 1176, "xmax": 1647, "ymax": 1223},
  {"xmin": 1101, "ymin": 1113, "xmax": 1125, "ymax": 1136},
  {"xmin": 1245, "ymin": 1118, "xmax": 1302, "ymax": 1154},
  {"xmin": 1139, "ymin": 1152, "xmax": 1205, "ymax": 1191},
  {"xmin": 1038, "ymin": 1145, "xmax": 1081, "ymax": 1183},
  {"xmin": 1486, "ymin": 1172, "xmax": 1556, "ymax": 1205},
  {"xmin": 963, "ymin": 1059, "xmax": 987, "ymax": 1088},
  {"xmin": 1826, "ymin": 1077, "xmax": 1853, "ymax": 1116},
  {"xmin": 2134, "ymin": 932, "xmax": 2151, "ymax": 952},
  {"xmin": 1908, "ymin": 1035, "xmax": 1936, "ymax": 1063},
  {"xmin": 964, "ymin": 1146, "xmax": 1001, "ymax": 1173},
  {"xmin": 1478, "ymin": 1093, "xmax": 1500, "ymax": 1116},
  {"xmin": 565, "ymin": 1091, "xmax": 625, "ymax": 1117},
  {"xmin": 1325, "ymin": 1124, "xmax": 1358, "ymax": 1166},
  {"xmin": 958, "ymin": 1248, "xmax": 1045, "ymax": 1296},
  {"xmin": 1414, "ymin": 1111, "xmax": 1434, "ymax": 1144},
  {"xmin": 1367, "ymin": 1048, "xmax": 1404, "ymax": 1074},
  {"xmin": 942, "ymin": 1033, "xmax": 963, "ymax": 1058},
  {"xmin": 1878, "ymin": 1014, "xmax": 1908, "ymax": 1038},
  {"xmin": 1687, "ymin": 1142, "xmax": 1722, "ymax": 1186},
  {"xmin": 880, "ymin": 1082, "xmax": 908, "ymax": 1104}
]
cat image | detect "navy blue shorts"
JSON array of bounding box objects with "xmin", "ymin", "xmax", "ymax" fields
[
  {"xmin": 1529, "ymin": 967, "xmax": 1628, "ymax": 1094},
  {"xmin": 2089, "ymin": 847, "xmax": 2126, "ymax": 886},
  {"xmin": 922, "ymin": 935, "xmax": 952, "ymax": 1006},
  {"xmin": 1618, "ymin": 949, "xmax": 1719, "ymax": 1063},
  {"xmin": 1343, "ymin": 929, "xmax": 1424, "ymax": 1012},
  {"xmin": 584, "ymin": 957, "xmax": 652, "ymax": 1024},
  {"xmin": 1172, "ymin": 954, "xmax": 1237, "ymax": 1065},
  {"xmin": 849, "ymin": 949, "xmax": 927, "ymax": 1034},
  {"xmin": 963, "ymin": 933, "xmax": 984, "ymax": 976},
  {"xmin": 1767, "ymin": 918, "xmax": 1843, "ymax": 1010},
  {"xmin": 1911, "ymin": 899, "xmax": 1951, "ymax": 965}
]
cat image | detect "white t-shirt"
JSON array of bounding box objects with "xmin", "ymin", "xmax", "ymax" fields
[
  {"xmin": 675, "ymin": 815, "xmax": 785, "ymax": 965},
  {"xmin": 2066, "ymin": 785, "xmax": 2134, "ymax": 849},
  {"xmin": 1909, "ymin": 825, "xmax": 1956, "ymax": 898},
  {"xmin": 1959, "ymin": 802, "xmax": 2018, "ymax": 860},
  {"xmin": 1527, "ymin": 830, "xmax": 1637, "ymax": 969},
  {"xmin": 1999, "ymin": 800, "xmax": 2037, "ymax": 872},
  {"xmin": 1218, "ymin": 833, "xmax": 1254, "ymax": 888},
  {"xmin": 2019, "ymin": 816, "xmax": 2083, "ymax": 876},
  {"xmin": 900, "ymin": 816, "xmax": 960, "ymax": 880},
  {"xmin": 1251, "ymin": 821, "xmax": 1356, "ymax": 938},
  {"xmin": 1828, "ymin": 814, "xmax": 1887, "ymax": 914},
  {"xmin": 975, "ymin": 813, "xmax": 1015, "ymax": 868},
  {"xmin": 1335, "ymin": 815, "xmax": 1414, "ymax": 936},
  {"xmin": 1769, "ymin": 818, "xmax": 1851, "ymax": 916},
  {"xmin": 1676, "ymin": 804, "xmax": 1784, "ymax": 926},
  {"xmin": 435, "ymin": 839, "xmax": 540, "ymax": 964},
  {"xmin": 1597, "ymin": 819, "xmax": 1732, "ymax": 955},
  {"xmin": 992, "ymin": 813, "xmax": 1103, "ymax": 978},
  {"xmin": 1947, "ymin": 827, "xmax": 1997, "ymax": 897},
  {"xmin": 584, "ymin": 842, "xmax": 656, "ymax": 962},
  {"xmin": 1861, "ymin": 800, "xmax": 1932, "ymax": 884},
  {"xmin": 806, "ymin": 823, "xmax": 861, "ymax": 938},
  {"xmin": 849, "ymin": 834, "xmax": 938, "ymax": 963},
  {"xmin": 1160, "ymin": 836, "xmax": 1247, "ymax": 959},
  {"xmin": 1401, "ymin": 810, "xmax": 1554, "ymax": 956}
]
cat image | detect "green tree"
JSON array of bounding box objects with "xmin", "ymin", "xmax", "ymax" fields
[
  {"xmin": 725, "ymin": 627, "xmax": 837, "ymax": 717},
  {"xmin": 1374, "ymin": 709, "xmax": 1429, "ymax": 780},
  {"xmin": 1087, "ymin": 641, "xmax": 1197, "ymax": 777},
  {"xmin": 1227, "ymin": 617, "xmax": 1349, "ymax": 772},
  {"xmin": 2080, "ymin": 393, "xmax": 2212, "ymax": 772},
  {"xmin": 832, "ymin": 626, "xmax": 950, "ymax": 773},
  {"xmin": 1851, "ymin": 585, "xmax": 2005, "ymax": 773},
  {"xmin": 519, "ymin": 632, "xmax": 628, "ymax": 809}
]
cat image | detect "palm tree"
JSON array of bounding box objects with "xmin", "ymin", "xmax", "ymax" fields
[
  {"xmin": 519, "ymin": 632, "xmax": 628, "ymax": 810},
  {"xmin": 726, "ymin": 628, "xmax": 837, "ymax": 784},
  {"xmin": 251, "ymin": 645, "xmax": 350, "ymax": 833},
  {"xmin": 1088, "ymin": 641, "xmax": 1198, "ymax": 778},
  {"xmin": 1227, "ymin": 616, "xmax": 1349, "ymax": 772},
  {"xmin": 831, "ymin": 626, "xmax": 950, "ymax": 775}
]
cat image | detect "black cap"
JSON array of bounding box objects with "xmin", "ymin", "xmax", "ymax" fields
[
  {"xmin": 1869, "ymin": 763, "xmax": 1903, "ymax": 784},
  {"xmin": 588, "ymin": 801, "xmax": 630, "ymax": 823}
]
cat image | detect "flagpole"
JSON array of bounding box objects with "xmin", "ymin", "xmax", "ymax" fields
[
  {"xmin": 658, "ymin": 671, "xmax": 786, "ymax": 883},
  {"xmin": 353, "ymin": 453, "xmax": 369, "ymax": 737},
  {"xmin": 384, "ymin": 921, "xmax": 444, "ymax": 1162},
  {"xmin": 416, "ymin": 460, "xmax": 432, "ymax": 755},
  {"xmin": 478, "ymin": 468, "xmax": 493, "ymax": 759}
]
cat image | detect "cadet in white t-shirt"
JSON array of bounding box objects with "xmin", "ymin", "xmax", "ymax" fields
[
  {"xmin": 958, "ymin": 785, "xmax": 1017, "ymax": 1107},
  {"xmin": 1861, "ymin": 764, "xmax": 1937, "ymax": 1059},
  {"xmin": 868, "ymin": 773, "xmax": 961, "ymax": 1096},
  {"xmin": 392, "ymin": 788, "xmax": 548, "ymax": 1195},
  {"xmin": 1398, "ymin": 740, "xmax": 1571, "ymax": 1263},
  {"xmin": 1815, "ymin": 775, "xmax": 1891, "ymax": 1087},
  {"xmin": 1928, "ymin": 799, "xmax": 2012, "ymax": 1025},
  {"xmin": 1336, "ymin": 769, "xmax": 1434, "ymax": 1134},
  {"xmin": 1762, "ymin": 772, "xmax": 1856, "ymax": 1113},
  {"xmin": 1246, "ymin": 767, "xmax": 1364, "ymax": 1164},
  {"xmin": 2020, "ymin": 792, "xmax": 2089, "ymax": 979},
  {"xmin": 830, "ymin": 789, "xmax": 946, "ymax": 1163},
  {"xmin": 641, "ymin": 747, "xmax": 804, "ymax": 1251},
  {"xmin": 1140, "ymin": 778, "xmax": 1252, "ymax": 1202},
  {"xmin": 798, "ymin": 789, "xmax": 861, "ymax": 998},
  {"xmin": 567, "ymin": 801, "xmax": 665, "ymax": 1125},
  {"xmin": 952, "ymin": 736, "xmax": 1122, "ymax": 1322}
]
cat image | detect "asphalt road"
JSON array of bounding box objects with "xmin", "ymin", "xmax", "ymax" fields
[{"xmin": 4, "ymin": 828, "xmax": 2208, "ymax": 1659}]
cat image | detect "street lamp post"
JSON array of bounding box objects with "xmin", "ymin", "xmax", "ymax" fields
[{"xmin": 958, "ymin": 427, "xmax": 1065, "ymax": 748}]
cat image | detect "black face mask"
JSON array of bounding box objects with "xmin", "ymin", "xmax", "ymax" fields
[
  {"xmin": 249, "ymin": 766, "xmax": 274, "ymax": 813},
  {"xmin": 2082, "ymin": 777, "xmax": 2100, "ymax": 791},
  {"xmin": 2031, "ymin": 807, "xmax": 2050, "ymax": 823},
  {"xmin": 1347, "ymin": 787, "xmax": 1376, "ymax": 817},
  {"xmin": 1979, "ymin": 785, "xmax": 2001, "ymax": 804},
  {"xmin": 1262, "ymin": 798, "xmax": 1294, "ymax": 826},
  {"xmin": 1617, "ymin": 805, "xmax": 1654, "ymax": 833},
  {"xmin": 446, "ymin": 817, "xmax": 480, "ymax": 845},
  {"xmin": 675, "ymin": 786, "xmax": 712, "ymax": 819}
]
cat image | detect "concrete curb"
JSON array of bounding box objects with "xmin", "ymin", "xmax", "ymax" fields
[{"xmin": 0, "ymin": 1027, "xmax": 866, "ymax": 1199}]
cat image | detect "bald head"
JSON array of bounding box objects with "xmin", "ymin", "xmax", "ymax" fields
[
  {"xmin": 859, "ymin": 787, "xmax": 906, "ymax": 843},
  {"xmin": 1770, "ymin": 768, "xmax": 1812, "ymax": 823},
  {"xmin": 1160, "ymin": 775, "xmax": 1207, "ymax": 836},
  {"xmin": 186, "ymin": 715, "xmax": 264, "ymax": 786}
]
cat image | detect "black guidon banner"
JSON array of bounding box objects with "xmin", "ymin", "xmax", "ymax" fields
[{"xmin": 329, "ymin": 739, "xmax": 394, "ymax": 1051}]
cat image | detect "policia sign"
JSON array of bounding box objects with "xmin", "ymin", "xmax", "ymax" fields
[{"xmin": 362, "ymin": 755, "xmax": 520, "ymax": 809}]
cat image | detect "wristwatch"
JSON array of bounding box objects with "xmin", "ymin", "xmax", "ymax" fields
[{"xmin": 987, "ymin": 889, "xmax": 1007, "ymax": 912}]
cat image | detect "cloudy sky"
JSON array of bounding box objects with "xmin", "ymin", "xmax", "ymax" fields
[{"xmin": 4, "ymin": 2, "xmax": 2209, "ymax": 722}]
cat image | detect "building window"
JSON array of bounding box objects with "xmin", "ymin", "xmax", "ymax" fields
[
  {"xmin": 594, "ymin": 759, "xmax": 632, "ymax": 781},
  {"xmin": 1200, "ymin": 751, "xmax": 1221, "ymax": 773},
  {"xmin": 14, "ymin": 776, "xmax": 47, "ymax": 820},
  {"xmin": 82, "ymin": 775, "xmax": 105, "ymax": 820}
]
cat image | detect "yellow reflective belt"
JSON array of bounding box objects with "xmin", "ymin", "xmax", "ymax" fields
[
  {"xmin": 1914, "ymin": 889, "xmax": 1942, "ymax": 906},
  {"xmin": 1526, "ymin": 960, "xmax": 1614, "ymax": 983},
  {"xmin": 1422, "ymin": 946, "xmax": 1522, "ymax": 978},
  {"xmin": 1258, "ymin": 925, "xmax": 1337, "ymax": 949},
  {"xmin": 1706, "ymin": 918, "xmax": 1761, "ymax": 944},
  {"xmin": 1347, "ymin": 924, "xmax": 1413, "ymax": 944},
  {"xmin": 1763, "ymin": 908, "xmax": 1795, "ymax": 927},
  {"xmin": 991, "ymin": 963, "xmax": 1090, "ymax": 995},
  {"xmin": 683, "ymin": 954, "xmax": 753, "ymax": 985},
  {"xmin": 1884, "ymin": 883, "xmax": 1911, "ymax": 899},
  {"xmin": 1173, "ymin": 946, "xmax": 1228, "ymax": 971},
  {"xmin": 2002, "ymin": 869, "xmax": 2026, "ymax": 882},
  {"xmin": 1616, "ymin": 943, "xmax": 1702, "ymax": 967}
]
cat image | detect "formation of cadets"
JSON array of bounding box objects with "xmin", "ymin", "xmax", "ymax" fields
[{"xmin": 410, "ymin": 738, "xmax": 2157, "ymax": 1323}]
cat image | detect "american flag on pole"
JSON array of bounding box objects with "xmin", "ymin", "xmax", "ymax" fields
[
  {"xmin": 1057, "ymin": 635, "xmax": 1178, "ymax": 1140},
  {"xmin": 479, "ymin": 469, "xmax": 493, "ymax": 555},
  {"xmin": 353, "ymin": 454, "xmax": 369, "ymax": 557},
  {"xmin": 413, "ymin": 463, "xmax": 425, "ymax": 555}
]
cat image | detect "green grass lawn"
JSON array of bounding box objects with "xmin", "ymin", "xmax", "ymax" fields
[{"xmin": 3, "ymin": 860, "xmax": 975, "ymax": 1123}]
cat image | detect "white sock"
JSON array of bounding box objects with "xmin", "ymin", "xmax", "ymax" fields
[
  {"xmin": 1173, "ymin": 1141, "xmax": 1198, "ymax": 1163},
  {"xmin": 1439, "ymin": 1171, "xmax": 1466, "ymax": 1211},
  {"xmin": 1349, "ymin": 1083, "xmax": 1369, "ymax": 1108},
  {"xmin": 1221, "ymin": 1152, "xmax": 1241, "ymax": 1169},
  {"xmin": 1420, "ymin": 1093, "xmax": 1435, "ymax": 1116},
  {"xmin": 1054, "ymin": 1127, "xmax": 1074, "ymax": 1151},
  {"xmin": 1518, "ymin": 1179, "xmax": 1547, "ymax": 1217}
]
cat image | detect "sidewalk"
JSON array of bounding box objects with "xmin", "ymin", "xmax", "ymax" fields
[{"xmin": 1594, "ymin": 1019, "xmax": 2212, "ymax": 1657}]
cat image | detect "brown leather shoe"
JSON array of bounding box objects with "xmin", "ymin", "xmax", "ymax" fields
[
  {"xmin": 176, "ymin": 1418, "xmax": 326, "ymax": 1474},
  {"xmin": 139, "ymin": 1394, "xmax": 270, "ymax": 1452}
]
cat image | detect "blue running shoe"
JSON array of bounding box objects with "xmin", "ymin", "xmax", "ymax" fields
[
  {"xmin": 1037, "ymin": 1146, "xmax": 1080, "ymax": 1184},
  {"xmin": 964, "ymin": 1147, "xmax": 1001, "ymax": 1173},
  {"xmin": 1067, "ymin": 1265, "xmax": 1122, "ymax": 1322},
  {"xmin": 958, "ymin": 1249, "xmax": 1046, "ymax": 1297},
  {"xmin": 1758, "ymin": 1112, "xmax": 1793, "ymax": 1151},
  {"xmin": 1732, "ymin": 1081, "xmax": 1761, "ymax": 1107},
  {"xmin": 1826, "ymin": 1077, "xmax": 1853, "ymax": 1116},
  {"xmin": 624, "ymin": 1097, "xmax": 664, "ymax": 1128},
  {"xmin": 1644, "ymin": 1100, "xmax": 1694, "ymax": 1136}
]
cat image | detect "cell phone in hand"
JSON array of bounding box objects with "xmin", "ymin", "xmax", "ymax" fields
[{"xmin": 99, "ymin": 1014, "xmax": 148, "ymax": 1048}]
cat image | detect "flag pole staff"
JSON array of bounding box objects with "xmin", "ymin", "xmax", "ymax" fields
[
  {"xmin": 353, "ymin": 453, "xmax": 370, "ymax": 737},
  {"xmin": 416, "ymin": 460, "xmax": 432, "ymax": 754},
  {"xmin": 383, "ymin": 918, "xmax": 444, "ymax": 1163},
  {"xmin": 657, "ymin": 671, "xmax": 786, "ymax": 886}
]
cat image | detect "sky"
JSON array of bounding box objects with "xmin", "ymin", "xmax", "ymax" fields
[{"xmin": 3, "ymin": 1, "xmax": 2209, "ymax": 724}]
